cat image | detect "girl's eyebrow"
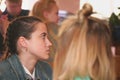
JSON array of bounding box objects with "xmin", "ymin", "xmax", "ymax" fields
[{"xmin": 40, "ymin": 32, "xmax": 47, "ymax": 36}]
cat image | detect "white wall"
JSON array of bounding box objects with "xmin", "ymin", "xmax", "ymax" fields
[
  {"xmin": 22, "ymin": 0, "xmax": 38, "ymax": 10},
  {"xmin": 56, "ymin": 0, "xmax": 80, "ymax": 14},
  {"xmin": 0, "ymin": 0, "xmax": 6, "ymax": 11},
  {"xmin": 0, "ymin": 0, "xmax": 38, "ymax": 11},
  {"xmin": 80, "ymin": 0, "xmax": 120, "ymax": 18},
  {"xmin": 0, "ymin": 0, "xmax": 120, "ymax": 18}
]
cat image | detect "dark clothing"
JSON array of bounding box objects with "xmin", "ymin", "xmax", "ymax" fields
[
  {"xmin": 2, "ymin": 9, "xmax": 29, "ymax": 21},
  {"xmin": 0, "ymin": 54, "xmax": 52, "ymax": 80},
  {"xmin": 0, "ymin": 33, "xmax": 3, "ymax": 56}
]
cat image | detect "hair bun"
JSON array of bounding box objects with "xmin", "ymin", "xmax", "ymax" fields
[
  {"xmin": 79, "ymin": 3, "xmax": 93, "ymax": 17},
  {"xmin": 77, "ymin": 3, "xmax": 93, "ymax": 22},
  {"xmin": 82, "ymin": 3, "xmax": 93, "ymax": 17}
]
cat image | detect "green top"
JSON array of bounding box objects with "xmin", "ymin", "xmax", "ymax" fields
[{"xmin": 74, "ymin": 76, "xmax": 90, "ymax": 80}]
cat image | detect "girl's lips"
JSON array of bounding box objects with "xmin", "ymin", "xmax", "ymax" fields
[{"xmin": 46, "ymin": 49, "xmax": 50, "ymax": 53}]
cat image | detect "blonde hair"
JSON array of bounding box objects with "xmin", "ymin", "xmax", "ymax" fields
[
  {"xmin": 29, "ymin": 0, "xmax": 57, "ymax": 22},
  {"xmin": 53, "ymin": 3, "xmax": 115, "ymax": 80}
]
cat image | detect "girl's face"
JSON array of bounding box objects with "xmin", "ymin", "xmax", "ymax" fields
[
  {"xmin": 26, "ymin": 22, "xmax": 52, "ymax": 60},
  {"xmin": 46, "ymin": 4, "xmax": 59, "ymax": 23}
]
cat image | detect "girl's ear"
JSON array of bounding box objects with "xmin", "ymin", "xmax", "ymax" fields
[{"xmin": 17, "ymin": 36, "xmax": 28, "ymax": 48}]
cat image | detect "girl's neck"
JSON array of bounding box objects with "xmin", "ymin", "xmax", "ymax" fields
[{"xmin": 18, "ymin": 53, "xmax": 38, "ymax": 74}]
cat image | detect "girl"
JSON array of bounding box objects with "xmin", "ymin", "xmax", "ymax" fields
[
  {"xmin": 53, "ymin": 3, "xmax": 115, "ymax": 80},
  {"xmin": 0, "ymin": 16, "xmax": 52, "ymax": 80},
  {"xmin": 29, "ymin": 0, "xmax": 59, "ymax": 23}
]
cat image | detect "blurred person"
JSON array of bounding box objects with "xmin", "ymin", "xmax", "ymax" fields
[
  {"xmin": 0, "ymin": 16, "xmax": 52, "ymax": 80},
  {"xmin": 0, "ymin": 14, "xmax": 9, "ymax": 38},
  {"xmin": 53, "ymin": 3, "xmax": 116, "ymax": 80},
  {"xmin": 2, "ymin": 0, "xmax": 29, "ymax": 21},
  {"xmin": 0, "ymin": 10, "xmax": 2, "ymax": 15},
  {"xmin": 29, "ymin": 0, "xmax": 59, "ymax": 23},
  {"xmin": 0, "ymin": 10, "xmax": 8, "ymax": 56},
  {"xmin": 0, "ymin": 0, "xmax": 29, "ymax": 38}
]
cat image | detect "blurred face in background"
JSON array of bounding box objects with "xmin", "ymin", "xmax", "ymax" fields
[
  {"xmin": 45, "ymin": 4, "xmax": 59, "ymax": 23},
  {"xmin": 5, "ymin": 0, "xmax": 22, "ymax": 16}
]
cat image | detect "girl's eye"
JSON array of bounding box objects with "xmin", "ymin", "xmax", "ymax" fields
[
  {"xmin": 41, "ymin": 32, "xmax": 47, "ymax": 39},
  {"xmin": 42, "ymin": 36, "xmax": 45, "ymax": 39}
]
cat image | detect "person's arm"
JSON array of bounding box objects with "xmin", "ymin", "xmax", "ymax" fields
[
  {"xmin": 0, "ymin": 9, "xmax": 2, "ymax": 15},
  {"xmin": 0, "ymin": 14, "xmax": 9, "ymax": 38}
]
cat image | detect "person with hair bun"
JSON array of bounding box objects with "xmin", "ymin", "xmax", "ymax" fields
[
  {"xmin": 0, "ymin": 16, "xmax": 52, "ymax": 80},
  {"xmin": 53, "ymin": 3, "xmax": 116, "ymax": 80}
]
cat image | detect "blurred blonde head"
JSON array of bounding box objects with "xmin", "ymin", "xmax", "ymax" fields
[
  {"xmin": 29, "ymin": 0, "xmax": 59, "ymax": 23},
  {"xmin": 53, "ymin": 3, "xmax": 115, "ymax": 80}
]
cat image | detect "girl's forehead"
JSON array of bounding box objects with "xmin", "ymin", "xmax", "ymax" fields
[
  {"xmin": 34, "ymin": 22, "xmax": 47, "ymax": 32},
  {"xmin": 35, "ymin": 22, "xmax": 46, "ymax": 28}
]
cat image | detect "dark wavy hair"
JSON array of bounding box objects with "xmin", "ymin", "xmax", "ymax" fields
[{"xmin": 2, "ymin": 16, "xmax": 42, "ymax": 59}]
